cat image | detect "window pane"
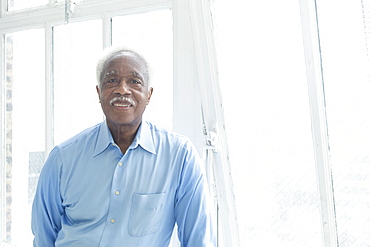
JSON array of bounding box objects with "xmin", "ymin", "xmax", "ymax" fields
[
  {"xmin": 4, "ymin": 29, "xmax": 45, "ymax": 246},
  {"xmin": 112, "ymin": 9, "xmax": 173, "ymax": 130},
  {"xmin": 53, "ymin": 20, "xmax": 103, "ymax": 145},
  {"xmin": 7, "ymin": 0, "xmax": 48, "ymax": 11},
  {"xmin": 213, "ymin": 1, "xmax": 323, "ymax": 246},
  {"xmin": 317, "ymin": 1, "xmax": 370, "ymax": 245},
  {"xmin": 56, "ymin": 0, "xmax": 87, "ymax": 2}
]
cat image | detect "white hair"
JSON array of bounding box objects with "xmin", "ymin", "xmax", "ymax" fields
[{"xmin": 96, "ymin": 46, "xmax": 151, "ymax": 89}]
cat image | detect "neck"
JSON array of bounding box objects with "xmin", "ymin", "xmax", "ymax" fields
[{"xmin": 107, "ymin": 121, "xmax": 141, "ymax": 154}]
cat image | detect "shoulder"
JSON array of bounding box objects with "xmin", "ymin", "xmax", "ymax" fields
[
  {"xmin": 144, "ymin": 122, "xmax": 200, "ymax": 164},
  {"xmin": 57, "ymin": 123, "xmax": 101, "ymax": 149},
  {"xmin": 47, "ymin": 123, "xmax": 102, "ymax": 162},
  {"xmin": 44, "ymin": 123, "xmax": 102, "ymax": 171},
  {"xmin": 145, "ymin": 121, "xmax": 193, "ymax": 148}
]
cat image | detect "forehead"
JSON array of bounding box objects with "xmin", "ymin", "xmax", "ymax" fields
[{"xmin": 103, "ymin": 53, "xmax": 146, "ymax": 77}]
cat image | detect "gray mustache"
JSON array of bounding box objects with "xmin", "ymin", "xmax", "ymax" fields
[{"xmin": 109, "ymin": 96, "xmax": 135, "ymax": 106}]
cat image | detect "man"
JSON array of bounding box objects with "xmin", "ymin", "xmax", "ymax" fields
[{"xmin": 31, "ymin": 47, "xmax": 216, "ymax": 246}]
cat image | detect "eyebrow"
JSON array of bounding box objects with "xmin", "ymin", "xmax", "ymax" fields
[
  {"xmin": 104, "ymin": 70, "xmax": 116, "ymax": 78},
  {"xmin": 130, "ymin": 71, "xmax": 143, "ymax": 80},
  {"xmin": 104, "ymin": 70, "xmax": 143, "ymax": 80}
]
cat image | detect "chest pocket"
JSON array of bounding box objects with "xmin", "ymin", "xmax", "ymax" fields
[{"xmin": 129, "ymin": 192, "xmax": 166, "ymax": 237}]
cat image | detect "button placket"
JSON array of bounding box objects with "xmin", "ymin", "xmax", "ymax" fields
[
  {"xmin": 108, "ymin": 157, "xmax": 125, "ymax": 220},
  {"xmin": 99, "ymin": 149, "xmax": 127, "ymax": 244}
]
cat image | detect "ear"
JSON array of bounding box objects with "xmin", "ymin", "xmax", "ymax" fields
[
  {"xmin": 96, "ymin": 85, "xmax": 101, "ymax": 102},
  {"xmin": 147, "ymin": 87, "xmax": 153, "ymax": 105}
]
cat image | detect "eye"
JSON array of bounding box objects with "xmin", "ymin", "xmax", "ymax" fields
[
  {"xmin": 131, "ymin": 79, "xmax": 142, "ymax": 84},
  {"xmin": 107, "ymin": 78, "xmax": 118, "ymax": 83}
]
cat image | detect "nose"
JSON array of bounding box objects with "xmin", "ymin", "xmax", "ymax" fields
[{"xmin": 114, "ymin": 80, "xmax": 131, "ymax": 95}]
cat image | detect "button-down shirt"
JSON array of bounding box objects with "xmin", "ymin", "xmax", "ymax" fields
[{"xmin": 32, "ymin": 121, "xmax": 215, "ymax": 247}]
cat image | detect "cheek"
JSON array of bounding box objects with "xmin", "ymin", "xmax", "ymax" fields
[
  {"xmin": 99, "ymin": 89, "xmax": 112, "ymax": 101},
  {"xmin": 99, "ymin": 94, "xmax": 111, "ymax": 110}
]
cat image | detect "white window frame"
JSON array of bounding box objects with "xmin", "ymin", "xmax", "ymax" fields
[
  {"xmin": 172, "ymin": 0, "xmax": 239, "ymax": 245},
  {"xmin": 299, "ymin": 0, "xmax": 338, "ymax": 246},
  {"xmin": 0, "ymin": 0, "xmax": 239, "ymax": 246}
]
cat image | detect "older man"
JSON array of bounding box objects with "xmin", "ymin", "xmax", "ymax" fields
[{"xmin": 31, "ymin": 47, "xmax": 216, "ymax": 247}]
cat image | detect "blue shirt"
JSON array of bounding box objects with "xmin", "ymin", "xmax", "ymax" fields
[{"xmin": 32, "ymin": 121, "xmax": 215, "ymax": 247}]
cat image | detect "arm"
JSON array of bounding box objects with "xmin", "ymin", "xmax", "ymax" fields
[
  {"xmin": 175, "ymin": 141, "xmax": 216, "ymax": 247},
  {"xmin": 31, "ymin": 147, "xmax": 64, "ymax": 247}
]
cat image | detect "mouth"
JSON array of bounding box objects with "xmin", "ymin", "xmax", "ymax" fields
[
  {"xmin": 112, "ymin": 103, "xmax": 132, "ymax": 107},
  {"xmin": 109, "ymin": 96, "xmax": 135, "ymax": 108}
]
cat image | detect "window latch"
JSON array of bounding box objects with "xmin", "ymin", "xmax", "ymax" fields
[{"xmin": 204, "ymin": 123, "xmax": 218, "ymax": 152}]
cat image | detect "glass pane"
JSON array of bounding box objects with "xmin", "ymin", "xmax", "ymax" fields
[
  {"xmin": 53, "ymin": 20, "xmax": 103, "ymax": 145},
  {"xmin": 56, "ymin": 0, "xmax": 87, "ymax": 2},
  {"xmin": 213, "ymin": 1, "xmax": 323, "ymax": 246},
  {"xmin": 317, "ymin": 1, "xmax": 370, "ymax": 246},
  {"xmin": 7, "ymin": 0, "xmax": 48, "ymax": 11},
  {"xmin": 4, "ymin": 29, "xmax": 45, "ymax": 246},
  {"xmin": 112, "ymin": 9, "xmax": 173, "ymax": 130}
]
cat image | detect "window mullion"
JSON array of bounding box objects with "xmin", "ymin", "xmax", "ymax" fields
[
  {"xmin": 45, "ymin": 24, "xmax": 54, "ymax": 156},
  {"xmin": 102, "ymin": 15, "xmax": 112, "ymax": 49},
  {"xmin": 0, "ymin": 0, "xmax": 6, "ymax": 17},
  {"xmin": 299, "ymin": 0, "xmax": 338, "ymax": 246}
]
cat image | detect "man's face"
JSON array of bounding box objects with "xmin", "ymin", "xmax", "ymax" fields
[{"xmin": 97, "ymin": 53, "xmax": 153, "ymax": 129}]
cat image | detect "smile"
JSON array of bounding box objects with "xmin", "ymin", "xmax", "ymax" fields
[
  {"xmin": 113, "ymin": 103, "xmax": 131, "ymax": 107},
  {"xmin": 109, "ymin": 96, "xmax": 135, "ymax": 107}
]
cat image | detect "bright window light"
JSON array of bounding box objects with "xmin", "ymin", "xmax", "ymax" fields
[
  {"xmin": 7, "ymin": 0, "xmax": 48, "ymax": 11},
  {"xmin": 317, "ymin": 1, "xmax": 370, "ymax": 245},
  {"xmin": 4, "ymin": 28, "xmax": 45, "ymax": 246},
  {"xmin": 53, "ymin": 19, "xmax": 103, "ymax": 145},
  {"xmin": 112, "ymin": 9, "xmax": 173, "ymax": 131}
]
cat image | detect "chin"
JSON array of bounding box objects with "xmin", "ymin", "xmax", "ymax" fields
[{"xmin": 108, "ymin": 117, "xmax": 142, "ymax": 127}]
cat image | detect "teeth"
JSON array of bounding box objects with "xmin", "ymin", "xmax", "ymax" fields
[
  {"xmin": 114, "ymin": 103, "xmax": 130, "ymax": 107},
  {"xmin": 110, "ymin": 96, "xmax": 135, "ymax": 106}
]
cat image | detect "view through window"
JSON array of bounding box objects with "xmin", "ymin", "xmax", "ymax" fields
[
  {"xmin": 4, "ymin": 28, "xmax": 45, "ymax": 246},
  {"xmin": 53, "ymin": 19, "xmax": 104, "ymax": 145},
  {"xmin": 317, "ymin": 0, "xmax": 370, "ymax": 245},
  {"xmin": 112, "ymin": 9, "xmax": 173, "ymax": 131},
  {"xmin": 213, "ymin": 1, "xmax": 321, "ymax": 246},
  {"xmin": 213, "ymin": 0, "xmax": 370, "ymax": 246}
]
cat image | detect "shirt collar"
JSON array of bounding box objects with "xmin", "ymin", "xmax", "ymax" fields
[
  {"xmin": 93, "ymin": 120, "xmax": 156, "ymax": 157},
  {"xmin": 130, "ymin": 121, "xmax": 156, "ymax": 155}
]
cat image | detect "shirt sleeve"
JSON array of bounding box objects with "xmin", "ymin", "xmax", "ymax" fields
[
  {"xmin": 175, "ymin": 140, "xmax": 216, "ymax": 247},
  {"xmin": 31, "ymin": 147, "xmax": 64, "ymax": 247}
]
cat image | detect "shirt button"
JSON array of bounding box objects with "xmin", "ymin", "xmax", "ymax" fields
[
  {"xmin": 118, "ymin": 162, "xmax": 123, "ymax": 167},
  {"xmin": 110, "ymin": 218, "xmax": 116, "ymax": 223},
  {"xmin": 115, "ymin": 190, "xmax": 120, "ymax": 195}
]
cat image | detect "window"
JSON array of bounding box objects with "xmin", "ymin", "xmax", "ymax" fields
[
  {"xmin": 2, "ymin": 0, "xmax": 370, "ymax": 246},
  {"xmin": 112, "ymin": 10, "xmax": 173, "ymax": 130},
  {"xmin": 213, "ymin": 1, "xmax": 322, "ymax": 246},
  {"xmin": 7, "ymin": 0, "xmax": 48, "ymax": 12},
  {"xmin": 317, "ymin": 1, "xmax": 370, "ymax": 245},
  {"xmin": 1, "ymin": 1, "xmax": 174, "ymax": 246},
  {"xmin": 3, "ymin": 29, "xmax": 45, "ymax": 246},
  {"xmin": 212, "ymin": 0, "xmax": 370, "ymax": 246},
  {"xmin": 53, "ymin": 20, "xmax": 103, "ymax": 145}
]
